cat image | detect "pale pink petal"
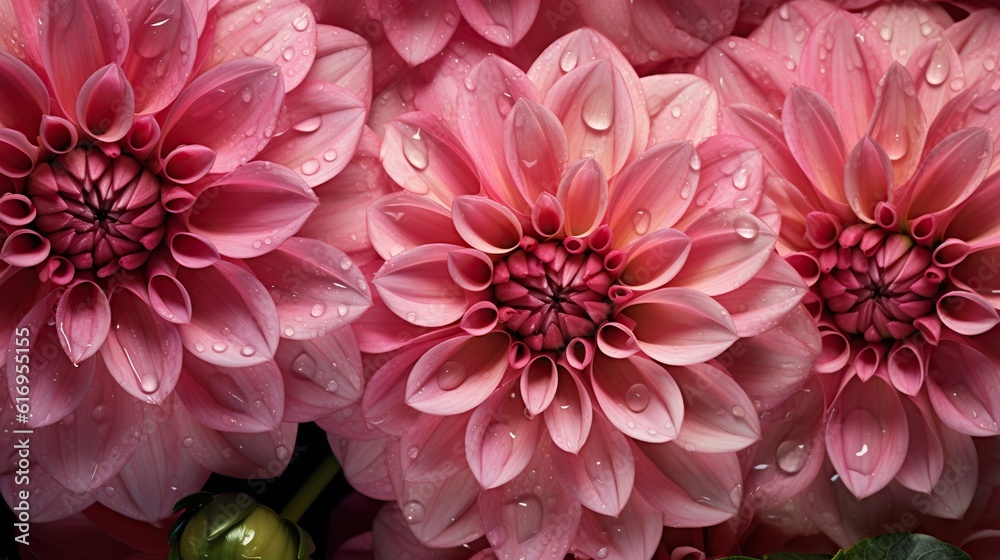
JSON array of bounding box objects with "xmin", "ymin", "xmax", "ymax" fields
[
  {"xmin": 328, "ymin": 436, "xmax": 393, "ymax": 500},
  {"xmin": 573, "ymin": 493, "xmax": 660, "ymax": 560},
  {"xmin": 607, "ymin": 141, "xmax": 698, "ymax": 245},
  {"xmin": 40, "ymin": 114, "xmax": 79, "ymax": 155},
  {"xmin": 553, "ymin": 415, "xmax": 634, "ymax": 516},
  {"xmin": 844, "ymin": 136, "xmax": 893, "ymax": 224},
  {"xmin": 887, "ymin": 339, "xmax": 927, "ymax": 396},
  {"xmin": 921, "ymin": 425, "xmax": 977, "ymax": 519},
  {"xmin": 557, "ymin": 158, "xmax": 609, "ymax": 238},
  {"xmin": 159, "ymin": 59, "xmax": 283, "ymax": 174},
  {"xmin": 671, "ymin": 362, "xmax": 760, "ymax": 453},
  {"xmin": 381, "ymin": 112, "xmax": 480, "ymax": 207},
  {"xmin": 633, "ymin": 441, "xmax": 742, "ymax": 526},
  {"xmin": 256, "ymin": 80, "xmax": 366, "ymax": 187},
  {"xmin": 384, "ymin": 466, "xmax": 483, "ymax": 548},
  {"xmin": 714, "ymin": 253, "xmax": 807, "ymax": 337},
  {"xmin": 183, "ymin": 419, "xmax": 298, "ymax": 479},
  {"xmin": 675, "ymin": 134, "xmax": 764, "ymax": 231},
  {"xmin": 748, "ymin": 0, "xmax": 835, "ymax": 63},
  {"xmin": 122, "ymin": 0, "xmax": 198, "ymax": 114},
  {"xmin": 367, "ymin": 192, "xmax": 464, "ymax": 260},
  {"xmin": 693, "ymin": 37, "xmax": 795, "ymax": 117},
  {"xmin": 146, "ymin": 256, "xmax": 192, "ymax": 324},
  {"xmin": 642, "ymin": 74, "xmax": 718, "ymax": 145},
  {"xmin": 405, "ymin": 332, "xmax": 509, "ymax": 415},
  {"xmin": 33, "ymin": 366, "xmax": 143, "ymax": 493},
  {"xmin": 906, "ymin": 37, "xmax": 964, "ymax": 135},
  {"xmin": 545, "ymin": 59, "xmax": 637, "ymax": 178},
  {"xmin": 374, "ymin": 0, "xmax": 461, "ymax": 66},
  {"xmin": 945, "ymin": 171, "xmax": 1000, "ymax": 246},
  {"xmin": 176, "ymin": 260, "xmax": 279, "ymax": 367},
  {"xmin": 945, "ymin": 8, "xmax": 1000, "ymax": 87},
  {"xmin": 372, "ymin": 243, "xmax": 468, "ymax": 327},
  {"xmin": 504, "ymin": 98, "xmax": 568, "ymax": 205},
  {"xmin": 591, "ymin": 354, "xmax": 684, "ymax": 443},
  {"xmin": 101, "ymin": 288, "xmax": 182, "ymax": 404},
  {"xmin": 0, "ymin": 467, "xmax": 95, "ymax": 523},
  {"xmin": 275, "ymin": 329, "xmax": 364, "ymax": 423},
  {"xmin": 184, "ymin": 161, "xmax": 318, "ymax": 258},
  {"xmin": 895, "ymin": 396, "xmax": 944, "ymax": 494},
  {"xmin": 927, "ymin": 339, "xmax": 1000, "ymax": 436},
  {"xmin": 452, "ymin": 195, "xmax": 523, "ymax": 254},
  {"xmin": 937, "ymin": 290, "xmax": 999, "ymax": 336},
  {"xmin": 826, "ymin": 375, "xmax": 908, "ymax": 499},
  {"xmin": 456, "ymin": 0, "xmax": 538, "ymax": 47},
  {"xmin": 519, "ymin": 355, "xmax": 556, "ymax": 417},
  {"xmin": 479, "ymin": 440, "xmax": 582, "ymax": 558},
  {"xmin": 55, "ymin": 280, "xmax": 111, "ymax": 365},
  {"xmin": 620, "ymin": 288, "xmax": 738, "ymax": 366},
  {"xmin": 307, "ymin": 25, "xmax": 373, "ymax": 107},
  {"xmin": 781, "ymin": 86, "xmax": 848, "ymax": 207},
  {"xmin": 798, "ymin": 10, "xmax": 890, "ymax": 147},
  {"xmin": 669, "ymin": 209, "xmax": 776, "ymax": 297},
  {"xmin": 866, "ymin": 64, "xmax": 926, "ymax": 187},
  {"xmin": 897, "ymin": 128, "xmax": 992, "ymax": 221},
  {"xmin": 206, "ymin": 0, "xmax": 316, "ymax": 90},
  {"xmin": 467, "ymin": 383, "xmax": 541, "ymax": 488},
  {"xmin": 399, "ymin": 412, "xmax": 469, "ymax": 482},
  {"xmin": 6, "ymin": 293, "xmax": 97, "ymax": 428},
  {"xmin": 175, "ymin": 352, "xmax": 284, "ymax": 432},
  {"xmin": 923, "ymin": 78, "xmax": 1000, "ymax": 178},
  {"xmin": 543, "ymin": 366, "xmax": 593, "ymax": 453},
  {"xmin": 243, "ymin": 237, "xmax": 371, "ymax": 339},
  {"xmin": 0, "ymin": 50, "xmax": 49, "ymax": 138},
  {"xmin": 619, "ymin": 228, "xmax": 691, "ymax": 292},
  {"xmin": 865, "ymin": 1, "xmax": 951, "ymax": 66},
  {"xmin": 36, "ymin": 0, "xmax": 128, "ymax": 119}
]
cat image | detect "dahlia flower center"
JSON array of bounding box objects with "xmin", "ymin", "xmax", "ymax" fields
[
  {"xmin": 493, "ymin": 239, "xmax": 618, "ymax": 351},
  {"xmin": 817, "ymin": 226, "xmax": 942, "ymax": 342},
  {"xmin": 25, "ymin": 146, "xmax": 165, "ymax": 277}
]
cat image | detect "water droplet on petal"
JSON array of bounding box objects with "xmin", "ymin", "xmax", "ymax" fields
[
  {"xmin": 401, "ymin": 129, "xmax": 429, "ymax": 170},
  {"xmin": 732, "ymin": 166, "xmax": 748, "ymax": 189},
  {"xmin": 631, "ymin": 209, "xmax": 651, "ymax": 235},
  {"xmin": 925, "ymin": 47, "xmax": 949, "ymax": 86},
  {"xmin": 879, "ymin": 26, "xmax": 892, "ymax": 41},
  {"xmin": 276, "ymin": 445, "xmax": 290, "ymax": 460},
  {"xmin": 778, "ymin": 4, "xmax": 790, "ymax": 20},
  {"xmin": 560, "ymin": 48, "xmax": 578, "ymax": 72},
  {"xmin": 402, "ymin": 501, "xmax": 426, "ymax": 524},
  {"xmin": 253, "ymin": 12, "xmax": 265, "ymax": 24},
  {"xmin": 310, "ymin": 303, "xmax": 326, "ymax": 317},
  {"xmin": 323, "ymin": 149, "xmax": 338, "ymax": 162},
  {"xmin": 240, "ymin": 345, "xmax": 256, "ymax": 357},
  {"xmin": 301, "ymin": 158, "xmax": 320, "ymax": 176},
  {"xmin": 670, "ymin": 105, "xmax": 682, "ymax": 118},
  {"xmin": 92, "ymin": 405, "xmax": 109, "ymax": 421},
  {"xmin": 291, "ymin": 352, "xmax": 318, "ymax": 377},
  {"xmin": 104, "ymin": 486, "xmax": 116, "ymax": 497},
  {"xmin": 182, "ymin": 437, "xmax": 194, "ymax": 448},
  {"xmin": 282, "ymin": 46, "xmax": 295, "ymax": 61},
  {"xmin": 626, "ymin": 383, "xmax": 650, "ymax": 412},
  {"xmin": 292, "ymin": 11, "xmax": 310, "ymax": 31},
  {"xmin": 504, "ymin": 495, "xmax": 543, "ymax": 543},
  {"xmin": 776, "ymin": 439, "xmax": 809, "ymax": 474},
  {"xmin": 496, "ymin": 92, "xmax": 514, "ymax": 117},
  {"xmin": 241, "ymin": 87, "xmax": 253, "ymax": 102},
  {"xmin": 140, "ymin": 373, "xmax": 159, "ymax": 394},
  {"xmin": 731, "ymin": 405, "xmax": 745, "ymax": 418},
  {"xmin": 733, "ymin": 215, "xmax": 759, "ymax": 239},
  {"xmin": 212, "ymin": 341, "xmax": 227, "ymax": 353},
  {"xmin": 407, "ymin": 446, "xmax": 419, "ymax": 459},
  {"xmin": 436, "ymin": 361, "xmax": 467, "ymax": 390},
  {"xmin": 581, "ymin": 84, "xmax": 614, "ymax": 131},
  {"xmin": 326, "ymin": 379, "xmax": 339, "ymax": 392},
  {"xmin": 194, "ymin": 342, "xmax": 206, "ymax": 353}
]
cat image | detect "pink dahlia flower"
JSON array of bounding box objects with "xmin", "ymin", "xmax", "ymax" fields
[
  {"xmin": 0, "ymin": 0, "xmax": 372, "ymax": 522},
  {"xmin": 695, "ymin": 0, "xmax": 1000, "ymax": 519},
  {"xmin": 329, "ymin": 28, "xmax": 820, "ymax": 559}
]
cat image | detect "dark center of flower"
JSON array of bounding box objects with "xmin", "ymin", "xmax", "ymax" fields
[
  {"xmin": 817, "ymin": 225, "xmax": 943, "ymax": 342},
  {"xmin": 493, "ymin": 238, "xmax": 618, "ymax": 351},
  {"xmin": 26, "ymin": 146, "xmax": 165, "ymax": 277}
]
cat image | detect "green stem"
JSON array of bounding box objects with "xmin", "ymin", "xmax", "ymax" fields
[{"xmin": 280, "ymin": 454, "xmax": 341, "ymax": 524}]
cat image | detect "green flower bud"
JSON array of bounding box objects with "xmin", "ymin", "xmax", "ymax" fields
[{"xmin": 169, "ymin": 492, "xmax": 315, "ymax": 560}]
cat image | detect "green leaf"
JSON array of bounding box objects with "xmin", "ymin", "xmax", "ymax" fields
[
  {"xmin": 835, "ymin": 533, "xmax": 970, "ymax": 560},
  {"xmin": 721, "ymin": 554, "xmax": 833, "ymax": 560}
]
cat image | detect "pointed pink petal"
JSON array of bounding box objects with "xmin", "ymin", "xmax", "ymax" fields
[
  {"xmin": 183, "ymin": 419, "xmax": 298, "ymax": 479},
  {"xmin": 504, "ymin": 98, "xmax": 568, "ymax": 205},
  {"xmin": 923, "ymin": 77, "xmax": 1000, "ymax": 178},
  {"xmin": 591, "ymin": 354, "xmax": 684, "ymax": 443},
  {"xmin": 573, "ymin": 494, "xmax": 661, "ymax": 560},
  {"xmin": 121, "ymin": 0, "xmax": 198, "ymax": 114},
  {"xmin": 713, "ymin": 253, "xmax": 807, "ymax": 337},
  {"xmin": 54, "ymin": 280, "xmax": 110, "ymax": 365},
  {"xmin": 372, "ymin": 243, "xmax": 468, "ymax": 327},
  {"xmin": 946, "ymin": 171, "xmax": 1000, "ymax": 246},
  {"xmin": 633, "ymin": 441, "xmax": 742, "ymax": 526},
  {"xmin": 307, "ymin": 25, "xmax": 373, "ymax": 107},
  {"xmin": 748, "ymin": 0, "xmax": 835, "ymax": 63},
  {"xmin": 906, "ymin": 37, "xmax": 965, "ymax": 125},
  {"xmin": 675, "ymin": 134, "xmax": 764, "ymax": 230},
  {"xmin": 146, "ymin": 258, "xmax": 192, "ymax": 324},
  {"xmin": 937, "ymin": 290, "xmax": 999, "ymax": 336},
  {"xmin": 557, "ymin": 158, "xmax": 609, "ymax": 238},
  {"xmin": 160, "ymin": 143, "xmax": 216, "ymax": 185},
  {"xmin": 159, "ymin": 59, "xmax": 283, "ymax": 174},
  {"xmin": 643, "ymin": 74, "xmax": 718, "ymax": 145},
  {"xmin": 544, "ymin": 366, "xmax": 593, "ymax": 453},
  {"xmin": 381, "ymin": 112, "xmax": 480, "ymax": 207},
  {"xmin": 275, "ymin": 329, "xmax": 364, "ymax": 422},
  {"xmin": 467, "ymin": 383, "xmax": 541, "ymax": 488},
  {"xmin": 671, "ymin": 362, "xmax": 761, "ymax": 453},
  {"xmin": 945, "ymin": 8, "xmax": 1000, "ymax": 87},
  {"xmin": 545, "ymin": 59, "xmax": 638, "ymax": 178},
  {"xmin": 867, "ymin": 64, "xmax": 926, "ymax": 186},
  {"xmin": 368, "ymin": 192, "xmax": 464, "ymax": 260},
  {"xmin": 865, "ymin": 1, "xmax": 950, "ymax": 66},
  {"xmin": 826, "ymin": 375, "xmax": 908, "ymax": 499},
  {"xmin": 457, "ymin": 56, "xmax": 540, "ymax": 214},
  {"xmin": 479, "ymin": 440, "xmax": 582, "ymax": 558},
  {"xmin": 456, "ymin": 0, "xmax": 538, "ymax": 47},
  {"xmin": 844, "ymin": 136, "xmax": 893, "ymax": 224},
  {"xmin": 619, "ymin": 228, "xmax": 691, "ymax": 292},
  {"xmin": 405, "ymin": 332, "xmax": 509, "ymax": 415},
  {"xmin": 0, "ymin": 129, "xmax": 38, "ymax": 179},
  {"xmin": 621, "ymin": 287, "xmax": 738, "ymax": 366},
  {"xmin": 520, "ymin": 355, "xmax": 557, "ymax": 417},
  {"xmin": 385, "ymin": 465, "xmax": 483, "ymax": 548},
  {"xmin": 398, "ymin": 412, "xmax": 469, "ymax": 483},
  {"xmin": 921, "ymin": 425, "xmax": 977, "ymax": 519},
  {"xmin": 176, "ymin": 352, "xmax": 284, "ymax": 432},
  {"xmin": 34, "ymin": 366, "xmax": 143, "ymax": 493},
  {"xmin": 375, "ymin": 0, "xmax": 460, "ymax": 66},
  {"xmin": 0, "ymin": 50, "xmax": 48, "ymax": 138},
  {"xmin": 669, "ymin": 209, "xmax": 777, "ymax": 296},
  {"xmin": 898, "ymin": 128, "xmax": 992, "ymax": 221},
  {"xmin": 76, "ymin": 63, "xmax": 134, "ymax": 142},
  {"xmin": 205, "ymin": 0, "xmax": 315, "ymax": 90},
  {"xmin": 360, "ymin": 338, "xmax": 442, "ymax": 437},
  {"xmin": 452, "ymin": 195, "xmax": 523, "ymax": 254},
  {"xmin": 183, "ymin": 161, "xmax": 318, "ymax": 258},
  {"xmin": 327, "ymin": 436, "xmax": 392, "ymax": 500},
  {"xmin": 256, "ymin": 80, "xmax": 366, "ymax": 187},
  {"xmin": 895, "ymin": 396, "xmax": 944, "ymax": 494},
  {"xmin": 782, "ymin": 86, "xmax": 848, "ymax": 207},
  {"xmin": 927, "ymin": 339, "xmax": 1000, "ymax": 436},
  {"xmin": 0, "ymin": 466, "xmax": 95, "ymax": 523},
  {"xmin": 887, "ymin": 339, "xmax": 927, "ymax": 396},
  {"xmin": 243, "ymin": 237, "xmax": 371, "ymax": 339},
  {"xmin": 553, "ymin": 415, "xmax": 634, "ymax": 516},
  {"xmin": 692, "ymin": 37, "xmax": 795, "ymax": 117},
  {"xmin": 176, "ymin": 260, "xmax": 279, "ymax": 367},
  {"xmin": 101, "ymin": 288, "xmax": 182, "ymax": 404}
]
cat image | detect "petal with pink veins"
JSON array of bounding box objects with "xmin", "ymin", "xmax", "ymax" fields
[
  {"xmin": 713, "ymin": 252, "xmax": 807, "ymax": 337},
  {"xmin": 122, "ymin": 0, "xmax": 198, "ymax": 114},
  {"xmin": 175, "ymin": 351, "xmax": 284, "ymax": 432},
  {"xmin": 945, "ymin": 172, "xmax": 1000, "ymax": 246},
  {"xmin": 927, "ymin": 339, "xmax": 1000, "ymax": 436},
  {"xmin": 0, "ymin": 465, "xmax": 95, "ymax": 523},
  {"xmin": 405, "ymin": 332, "xmax": 509, "ymax": 415},
  {"xmin": 452, "ymin": 195, "xmax": 523, "ymax": 254},
  {"xmin": 381, "ymin": 112, "xmax": 480, "ymax": 208},
  {"xmin": 669, "ymin": 209, "xmax": 777, "ymax": 297},
  {"xmin": 619, "ymin": 228, "xmax": 691, "ymax": 292},
  {"xmin": 865, "ymin": 1, "xmax": 951, "ymax": 66},
  {"xmin": 504, "ymin": 98, "xmax": 568, "ymax": 204},
  {"xmin": 361, "ymin": 338, "xmax": 443, "ymax": 437},
  {"xmin": 367, "ymin": 192, "xmax": 464, "ymax": 260},
  {"xmin": 607, "ymin": 141, "xmax": 697, "ymax": 246},
  {"xmin": 184, "ymin": 161, "xmax": 318, "ymax": 258},
  {"xmin": 256, "ymin": 80, "xmax": 366, "ymax": 187},
  {"xmin": 243, "ymin": 237, "xmax": 371, "ymax": 340},
  {"xmin": 544, "ymin": 366, "xmax": 593, "ymax": 453},
  {"xmin": 159, "ymin": 58, "xmax": 284, "ymax": 174},
  {"xmin": 206, "ymin": 0, "xmax": 315, "ymax": 90},
  {"xmin": 844, "ymin": 136, "xmax": 893, "ymax": 224},
  {"xmin": 374, "ymin": 0, "xmax": 461, "ymax": 66},
  {"xmin": 328, "ymin": 437, "xmax": 392, "ymax": 500},
  {"xmin": 675, "ymin": 134, "xmax": 764, "ymax": 230},
  {"xmin": 887, "ymin": 339, "xmax": 927, "ymax": 396},
  {"xmin": 923, "ymin": 78, "xmax": 1000, "ymax": 177},
  {"xmin": 553, "ymin": 415, "xmax": 634, "ymax": 516},
  {"xmin": 33, "ymin": 365, "xmax": 143, "ymax": 494},
  {"xmin": 386, "ymin": 463, "xmax": 483, "ymax": 548},
  {"xmin": 897, "ymin": 128, "xmax": 992, "ymax": 222},
  {"xmin": 826, "ymin": 375, "xmax": 908, "ymax": 499},
  {"xmin": 632, "ymin": 440, "xmax": 742, "ymax": 526},
  {"xmin": 54, "ymin": 280, "xmax": 110, "ymax": 365},
  {"xmin": 642, "ymin": 74, "xmax": 718, "ymax": 145},
  {"xmin": 0, "ymin": 50, "xmax": 49, "ymax": 138},
  {"xmin": 176, "ymin": 260, "xmax": 279, "ymax": 367},
  {"xmin": 895, "ymin": 395, "xmax": 944, "ymax": 494},
  {"xmin": 307, "ymin": 25, "xmax": 373, "ymax": 107},
  {"xmin": 906, "ymin": 38, "xmax": 965, "ymax": 126},
  {"xmin": 274, "ymin": 329, "xmax": 364, "ymax": 423},
  {"xmin": 591, "ymin": 354, "xmax": 684, "ymax": 443},
  {"xmin": 456, "ymin": 0, "xmax": 538, "ymax": 48},
  {"xmin": 692, "ymin": 37, "xmax": 795, "ymax": 117},
  {"xmin": 520, "ymin": 355, "xmax": 557, "ymax": 417},
  {"xmin": 467, "ymin": 383, "xmax": 541, "ymax": 488},
  {"xmin": 950, "ymin": 246, "xmax": 1000, "ymax": 308},
  {"xmin": 183, "ymin": 418, "xmax": 299, "ymax": 479},
  {"xmin": 937, "ymin": 290, "xmax": 999, "ymax": 336},
  {"xmin": 557, "ymin": 158, "xmax": 609, "ymax": 239},
  {"xmin": 572, "ymin": 493, "xmax": 661, "ymax": 560},
  {"xmin": 867, "ymin": 64, "xmax": 926, "ymax": 187},
  {"xmin": 101, "ymin": 287, "xmax": 182, "ymax": 404},
  {"xmin": 399, "ymin": 412, "xmax": 469, "ymax": 482},
  {"xmin": 782, "ymin": 86, "xmax": 849, "ymax": 208},
  {"xmin": 671, "ymin": 362, "xmax": 761, "ymax": 453},
  {"xmin": 372, "ymin": 243, "xmax": 468, "ymax": 327},
  {"xmin": 748, "ymin": 0, "xmax": 835, "ymax": 63},
  {"xmin": 945, "ymin": 8, "xmax": 1000, "ymax": 87},
  {"xmin": 921, "ymin": 424, "xmax": 977, "ymax": 519}
]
